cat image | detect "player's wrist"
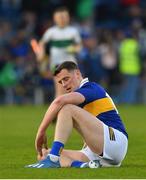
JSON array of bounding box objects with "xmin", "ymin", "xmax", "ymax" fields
[
  {"xmin": 66, "ymin": 45, "xmax": 76, "ymax": 53},
  {"xmin": 37, "ymin": 127, "xmax": 46, "ymax": 136}
]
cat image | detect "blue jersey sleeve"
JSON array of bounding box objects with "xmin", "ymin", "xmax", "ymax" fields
[{"xmin": 75, "ymin": 82, "xmax": 105, "ymax": 103}]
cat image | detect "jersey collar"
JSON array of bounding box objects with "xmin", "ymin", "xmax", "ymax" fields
[{"xmin": 79, "ymin": 78, "xmax": 89, "ymax": 88}]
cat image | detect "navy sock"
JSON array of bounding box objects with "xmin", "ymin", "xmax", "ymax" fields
[
  {"xmin": 71, "ymin": 160, "xmax": 85, "ymax": 167},
  {"xmin": 50, "ymin": 141, "xmax": 64, "ymax": 156}
]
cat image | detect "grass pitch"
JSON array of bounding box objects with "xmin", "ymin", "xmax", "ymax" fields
[{"xmin": 0, "ymin": 104, "xmax": 146, "ymax": 179}]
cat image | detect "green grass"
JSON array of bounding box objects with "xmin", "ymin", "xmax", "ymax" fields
[{"xmin": 0, "ymin": 104, "xmax": 146, "ymax": 178}]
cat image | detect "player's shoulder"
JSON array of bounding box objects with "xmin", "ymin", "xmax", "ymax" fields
[
  {"xmin": 43, "ymin": 26, "xmax": 55, "ymax": 35},
  {"xmin": 50, "ymin": 25, "xmax": 75, "ymax": 32},
  {"xmin": 66, "ymin": 25, "xmax": 79, "ymax": 32},
  {"xmin": 82, "ymin": 81, "xmax": 106, "ymax": 95},
  {"xmin": 49, "ymin": 25, "xmax": 58, "ymax": 31},
  {"xmin": 46, "ymin": 25, "xmax": 59, "ymax": 32},
  {"xmin": 82, "ymin": 81, "xmax": 103, "ymax": 89}
]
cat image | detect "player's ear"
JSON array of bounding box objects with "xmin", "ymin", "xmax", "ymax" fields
[{"xmin": 75, "ymin": 69, "xmax": 81, "ymax": 77}]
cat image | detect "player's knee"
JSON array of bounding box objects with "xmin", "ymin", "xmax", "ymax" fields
[{"xmin": 58, "ymin": 104, "xmax": 76, "ymax": 116}]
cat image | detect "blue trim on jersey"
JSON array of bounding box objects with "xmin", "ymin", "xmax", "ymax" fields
[{"xmin": 75, "ymin": 81, "xmax": 128, "ymax": 138}]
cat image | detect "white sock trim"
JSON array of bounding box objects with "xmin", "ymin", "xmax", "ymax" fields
[{"xmin": 48, "ymin": 154, "xmax": 59, "ymax": 162}]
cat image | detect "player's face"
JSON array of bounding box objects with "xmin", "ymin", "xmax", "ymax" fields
[
  {"xmin": 53, "ymin": 11, "xmax": 70, "ymax": 28},
  {"xmin": 55, "ymin": 69, "xmax": 81, "ymax": 93}
]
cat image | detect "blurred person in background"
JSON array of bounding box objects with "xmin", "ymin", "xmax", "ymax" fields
[
  {"xmin": 98, "ymin": 30, "xmax": 118, "ymax": 93},
  {"xmin": 131, "ymin": 18, "xmax": 146, "ymax": 103},
  {"xmin": 117, "ymin": 30, "xmax": 141, "ymax": 104},
  {"xmin": 31, "ymin": 6, "xmax": 82, "ymax": 97},
  {"xmin": 78, "ymin": 32, "xmax": 104, "ymax": 84},
  {"xmin": 0, "ymin": 51, "xmax": 18, "ymax": 104}
]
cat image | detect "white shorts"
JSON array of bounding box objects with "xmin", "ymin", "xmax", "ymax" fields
[{"xmin": 80, "ymin": 123, "xmax": 128, "ymax": 166}]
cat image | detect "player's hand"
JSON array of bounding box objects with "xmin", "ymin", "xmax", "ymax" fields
[
  {"xmin": 30, "ymin": 39, "xmax": 45, "ymax": 61},
  {"xmin": 65, "ymin": 45, "xmax": 76, "ymax": 54},
  {"xmin": 37, "ymin": 148, "xmax": 49, "ymax": 160},
  {"xmin": 35, "ymin": 132, "xmax": 48, "ymax": 157}
]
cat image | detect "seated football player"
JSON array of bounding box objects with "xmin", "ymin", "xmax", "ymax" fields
[{"xmin": 27, "ymin": 61, "xmax": 128, "ymax": 168}]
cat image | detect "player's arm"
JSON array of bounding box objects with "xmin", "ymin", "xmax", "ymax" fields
[
  {"xmin": 35, "ymin": 92, "xmax": 85, "ymax": 155},
  {"xmin": 37, "ymin": 40, "xmax": 46, "ymax": 61},
  {"xmin": 31, "ymin": 28, "xmax": 51, "ymax": 62},
  {"xmin": 37, "ymin": 92, "xmax": 85, "ymax": 132},
  {"xmin": 30, "ymin": 39, "xmax": 46, "ymax": 62}
]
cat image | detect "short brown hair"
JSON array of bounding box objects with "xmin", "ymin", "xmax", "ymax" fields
[
  {"xmin": 53, "ymin": 61, "xmax": 79, "ymax": 76},
  {"xmin": 54, "ymin": 6, "xmax": 69, "ymax": 14}
]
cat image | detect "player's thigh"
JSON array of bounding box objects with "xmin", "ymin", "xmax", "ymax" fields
[
  {"xmin": 103, "ymin": 124, "xmax": 128, "ymax": 164},
  {"xmin": 67, "ymin": 105, "xmax": 104, "ymax": 155}
]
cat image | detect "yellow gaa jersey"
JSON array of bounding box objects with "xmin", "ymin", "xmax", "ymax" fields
[{"xmin": 75, "ymin": 80, "xmax": 128, "ymax": 138}]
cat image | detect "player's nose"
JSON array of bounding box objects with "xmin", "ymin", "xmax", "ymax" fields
[{"xmin": 62, "ymin": 81, "xmax": 67, "ymax": 87}]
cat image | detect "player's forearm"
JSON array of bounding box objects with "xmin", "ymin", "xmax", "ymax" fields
[
  {"xmin": 30, "ymin": 39, "xmax": 46, "ymax": 61},
  {"xmin": 37, "ymin": 99, "xmax": 64, "ymax": 133},
  {"xmin": 36, "ymin": 42, "xmax": 45, "ymax": 61}
]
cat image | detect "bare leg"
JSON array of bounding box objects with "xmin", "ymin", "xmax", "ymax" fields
[
  {"xmin": 39, "ymin": 148, "xmax": 89, "ymax": 167},
  {"xmin": 54, "ymin": 104, "xmax": 104, "ymax": 155},
  {"xmin": 36, "ymin": 105, "xmax": 104, "ymax": 167}
]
